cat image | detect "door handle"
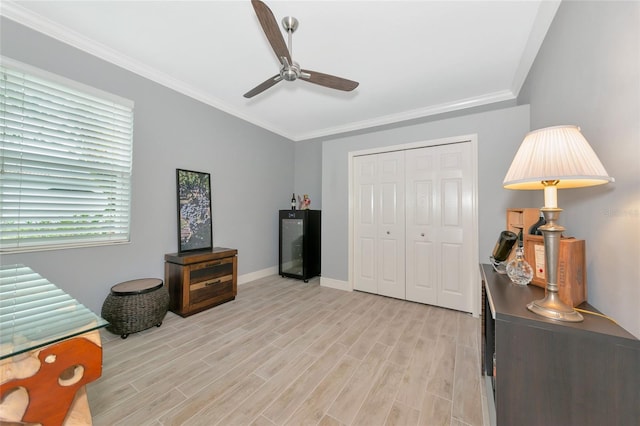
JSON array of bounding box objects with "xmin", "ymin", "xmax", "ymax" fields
[
  {"xmin": 386, "ymin": 231, "xmax": 390, "ymax": 235},
  {"xmin": 421, "ymin": 233, "xmax": 425, "ymax": 237}
]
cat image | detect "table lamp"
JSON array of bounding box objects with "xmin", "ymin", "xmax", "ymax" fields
[{"xmin": 503, "ymin": 125, "xmax": 613, "ymax": 322}]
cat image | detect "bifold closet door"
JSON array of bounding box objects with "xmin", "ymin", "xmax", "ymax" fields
[
  {"xmin": 405, "ymin": 142, "xmax": 473, "ymax": 312},
  {"xmin": 353, "ymin": 151, "xmax": 405, "ymax": 299}
]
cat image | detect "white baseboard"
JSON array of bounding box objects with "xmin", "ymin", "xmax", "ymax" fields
[
  {"xmin": 239, "ymin": 269, "xmax": 352, "ymax": 292},
  {"xmin": 238, "ymin": 266, "xmax": 278, "ymax": 285},
  {"xmin": 320, "ymin": 277, "xmax": 352, "ymax": 292}
]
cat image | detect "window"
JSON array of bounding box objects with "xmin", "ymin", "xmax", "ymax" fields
[{"xmin": 0, "ymin": 58, "xmax": 134, "ymax": 253}]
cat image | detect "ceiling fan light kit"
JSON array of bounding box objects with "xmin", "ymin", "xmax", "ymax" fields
[{"xmin": 244, "ymin": 0, "xmax": 359, "ymax": 98}]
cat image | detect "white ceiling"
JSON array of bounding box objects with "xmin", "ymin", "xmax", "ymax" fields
[{"xmin": 2, "ymin": 1, "xmax": 560, "ymax": 141}]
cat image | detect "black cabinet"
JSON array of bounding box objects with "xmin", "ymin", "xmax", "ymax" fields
[
  {"xmin": 279, "ymin": 210, "xmax": 321, "ymax": 282},
  {"xmin": 480, "ymin": 264, "xmax": 640, "ymax": 426}
]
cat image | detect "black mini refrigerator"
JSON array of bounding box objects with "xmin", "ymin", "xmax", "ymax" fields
[{"xmin": 279, "ymin": 209, "xmax": 321, "ymax": 282}]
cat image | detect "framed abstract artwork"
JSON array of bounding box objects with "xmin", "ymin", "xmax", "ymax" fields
[{"xmin": 176, "ymin": 169, "xmax": 212, "ymax": 253}]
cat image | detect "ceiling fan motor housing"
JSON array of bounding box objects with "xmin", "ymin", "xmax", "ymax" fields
[{"xmin": 281, "ymin": 61, "xmax": 301, "ymax": 81}]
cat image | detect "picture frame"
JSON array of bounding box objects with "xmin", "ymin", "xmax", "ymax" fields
[{"xmin": 176, "ymin": 169, "xmax": 213, "ymax": 253}]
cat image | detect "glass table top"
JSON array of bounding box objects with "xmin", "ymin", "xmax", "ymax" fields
[{"xmin": 0, "ymin": 264, "xmax": 108, "ymax": 360}]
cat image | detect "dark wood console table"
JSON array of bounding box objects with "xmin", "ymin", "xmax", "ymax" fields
[
  {"xmin": 480, "ymin": 264, "xmax": 640, "ymax": 426},
  {"xmin": 165, "ymin": 247, "xmax": 237, "ymax": 317}
]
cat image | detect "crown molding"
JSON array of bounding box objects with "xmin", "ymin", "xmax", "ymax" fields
[{"xmin": 294, "ymin": 90, "xmax": 516, "ymax": 141}]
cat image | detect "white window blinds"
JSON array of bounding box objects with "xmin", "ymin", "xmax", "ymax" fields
[{"xmin": 0, "ymin": 58, "xmax": 134, "ymax": 253}]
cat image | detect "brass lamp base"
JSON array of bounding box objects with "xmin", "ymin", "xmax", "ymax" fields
[{"xmin": 527, "ymin": 292, "xmax": 583, "ymax": 322}]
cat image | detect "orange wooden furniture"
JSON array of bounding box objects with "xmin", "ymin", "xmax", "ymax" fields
[{"xmin": 0, "ymin": 264, "xmax": 108, "ymax": 425}]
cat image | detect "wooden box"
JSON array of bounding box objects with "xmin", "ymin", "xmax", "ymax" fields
[{"xmin": 523, "ymin": 235, "xmax": 587, "ymax": 307}]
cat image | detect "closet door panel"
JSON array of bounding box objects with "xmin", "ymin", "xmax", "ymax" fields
[
  {"xmin": 354, "ymin": 156, "xmax": 378, "ymax": 293},
  {"xmin": 435, "ymin": 143, "xmax": 473, "ymax": 312},
  {"xmin": 405, "ymin": 148, "xmax": 438, "ymax": 304},
  {"xmin": 358, "ymin": 237, "xmax": 376, "ymax": 280},
  {"xmin": 380, "ymin": 182, "xmax": 399, "ymax": 224},
  {"xmin": 380, "ymin": 238, "xmax": 399, "ymax": 282},
  {"xmin": 359, "ymin": 184, "xmax": 375, "ymax": 224},
  {"xmin": 440, "ymin": 178, "xmax": 464, "ymax": 245},
  {"xmin": 377, "ymin": 151, "xmax": 405, "ymax": 299},
  {"xmin": 414, "ymin": 181, "xmax": 432, "ymax": 224},
  {"xmin": 441, "ymin": 242, "xmax": 463, "ymax": 294},
  {"xmin": 409, "ymin": 239, "xmax": 436, "ymax": 292},
  {"xmin": 442, "ymin": 179, "xmax": 462, "ymax": 226}
]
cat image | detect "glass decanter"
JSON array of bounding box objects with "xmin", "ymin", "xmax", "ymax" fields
[{"xmin": 506, "ymin": 246, "xmax": 533, "ymax": 286}]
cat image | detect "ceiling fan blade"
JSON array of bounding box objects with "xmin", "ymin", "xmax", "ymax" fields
[
  {"xmin": 251, "ymin": 0, "xmax": 291, "ymax": 65},
  {"xmin": 300, "ymin": 69, "xmax": 359, "ymax": 92},
  {"xmin": 244, "ymin": 75, "xmax": 282, "ymax": 98}
]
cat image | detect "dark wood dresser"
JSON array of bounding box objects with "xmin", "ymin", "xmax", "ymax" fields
[
  {"xmin": 165, "ymin": 247, "xmax": 237, "ymax": 317},
  {"xmin": 480, "ymin": 263, "xmax": 640, "ymax": 426}
]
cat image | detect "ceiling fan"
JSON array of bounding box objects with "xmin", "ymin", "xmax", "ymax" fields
[{"xmin": 244, "ymin": 0, "xmax": 359, "ymax": 98}]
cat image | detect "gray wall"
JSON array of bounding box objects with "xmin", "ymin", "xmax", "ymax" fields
[
  {"xmin": 518, "ymin": 1, "xmax": 640, "ymax": 337},
  {"xmin": 1, "ymin": 18, "xmax": 294, "ymax": 314},
  {"xmin": 294, "ymin": 140, "xmax": 323, "ymax": 210},
  {"xmin": 320, "ymin": 105, "xmax": 532, "ymax": 282}
]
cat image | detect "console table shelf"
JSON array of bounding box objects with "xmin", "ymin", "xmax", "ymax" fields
[{"xmin": 480, "ymin": 264, "xmax": 640, "ymax": 426}]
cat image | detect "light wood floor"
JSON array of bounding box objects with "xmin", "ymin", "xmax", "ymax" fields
[{"xmin": 88, "ymin": 275, "xmax": 486, "ymax": 426}]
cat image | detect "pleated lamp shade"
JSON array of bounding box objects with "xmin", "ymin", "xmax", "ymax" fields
[{"xmin": 503, "ymin": 125, "xmax": 614, "ymax": 190}]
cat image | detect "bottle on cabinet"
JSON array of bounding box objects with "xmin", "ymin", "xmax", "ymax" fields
[
  {"xmin": 507, "ymin": 230, "xmax": 533, "ymax": 285},
  {"xmin": 291, "ymin": 193, "xmax": 296, "ymax": 210},
  {"xmin": 528, "ymin": 211, "xmax": 546, "ymax": 235},
  {"xmin": 490, "ymin": 230, "xmax": 518, "ymax": 274}
]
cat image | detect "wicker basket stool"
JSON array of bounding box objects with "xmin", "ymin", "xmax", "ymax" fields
[{"xmin": 101, "ymin": 278, "xmax": 169, "ymax": 339}]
